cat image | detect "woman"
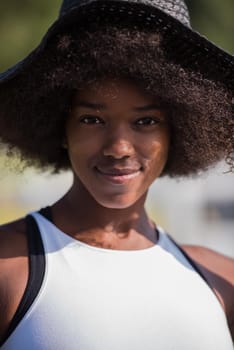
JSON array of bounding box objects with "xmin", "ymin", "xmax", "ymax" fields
[{"xmin": 0, "ymin": 0, "xmax": 233, "ymax": 349}]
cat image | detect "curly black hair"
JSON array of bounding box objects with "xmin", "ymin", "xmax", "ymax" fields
[{"xmin": 0, "ymin": 25, "xmax": 233, "ymax": 177}]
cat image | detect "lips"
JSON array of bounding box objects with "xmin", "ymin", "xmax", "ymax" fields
[
  {"xmin": 97, "ymin": 167, "xmax": 141, "ymax": 175},
  {"xmin": 95, "ymin": 166, "xmax": 142, "ymax": 184}
]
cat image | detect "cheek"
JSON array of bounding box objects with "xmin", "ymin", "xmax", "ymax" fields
[
  {"xmin": 66, "ymin": 124, "xmax": 101, "ymax": 160},
  {"xmin": 143, "ymin": 134, "xmax": 169, "ymax": 175}
]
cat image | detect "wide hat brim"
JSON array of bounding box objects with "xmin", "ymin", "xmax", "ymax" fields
[{"xmin": 0, "ymin": 0, "xmax": 233, "ymax": 90}]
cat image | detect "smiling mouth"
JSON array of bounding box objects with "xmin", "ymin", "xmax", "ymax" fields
[{"xmin": 95, "ymin": 167, "xmax": 142, "ymax": 184}]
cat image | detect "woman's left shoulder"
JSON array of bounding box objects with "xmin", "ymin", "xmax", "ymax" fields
[
  {"xmin": 182, "ymin": 245, "xmax": 234, "ymax": 284},
  {"xmin": 182, "ymin": 244, "xmax": 234, "ymax": 338}
]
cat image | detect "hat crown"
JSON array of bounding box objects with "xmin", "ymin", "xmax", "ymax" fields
[{"xmin": 59, "ymin": 0, "xmax": 191, "ymax": 26}]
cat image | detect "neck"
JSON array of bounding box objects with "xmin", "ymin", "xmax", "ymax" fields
[{"xmin": 52, "ymin": 178, "xmax": 157, "ymax": 249}]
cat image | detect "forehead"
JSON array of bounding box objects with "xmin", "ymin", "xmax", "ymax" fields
[{"xmin": 72, "ymin": 78, "xmax": 160, "ymax": 108}]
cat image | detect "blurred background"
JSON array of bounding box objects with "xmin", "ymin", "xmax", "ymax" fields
[{"xmin": 0, "ymin": 0, "xmax": 233, "ymax": 257}]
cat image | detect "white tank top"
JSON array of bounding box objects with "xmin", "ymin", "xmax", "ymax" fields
[{"xmin": 1, "ymin": 212, "xmax": 233, "ymax": 350}]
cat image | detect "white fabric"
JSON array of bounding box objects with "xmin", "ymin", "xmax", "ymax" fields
[{"xmin": 2, "ymin": 212, "xmax": 233, "ymax": 350}]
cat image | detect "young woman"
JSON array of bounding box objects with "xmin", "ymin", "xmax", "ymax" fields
[{"xmin": 0, "ymin": 0, "xmax": 233, "ymax": 349}]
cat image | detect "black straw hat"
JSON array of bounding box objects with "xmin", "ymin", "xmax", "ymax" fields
[{"xmin": 0, "ymin": 0, "xmax": 233, "ymax": 89}]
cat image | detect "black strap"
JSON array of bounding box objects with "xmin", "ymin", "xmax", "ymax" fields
[
  {"xmin": 166, "ymin": 234, "xmax": 215, "ymax": 294},
  {"xmin": 39, "ymin": 206, "xmax": 53, "ymax": 222},
  {"xmin": 0, "ymin": 215, "xmax": 45, "ymax": 347}
]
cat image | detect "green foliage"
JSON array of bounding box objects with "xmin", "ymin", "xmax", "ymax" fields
[
  {"xmin": 189, "ymin": 0, "xmax": 234, "ymax": 53},
  {"xmin": 0, "ymin": 0, "xmax": 61, "ymax": 71},
  {"xmin": 0, "ymin": 0, "xmax": 233, "ymax": 72}
]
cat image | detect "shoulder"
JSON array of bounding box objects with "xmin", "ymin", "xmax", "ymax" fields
[
  {"xmin": 0, "ymin": 218, "xmax": 27, "ymax": 255},
  {"xmin": 0, "ymin": 219, "xmax": 28, "ymax": 273},
  {"xmin": 0, "ymin": 217, "xmax": 28, "ymax": 289},
  {"xmin": 0, "ymin": 217, "xmax": 28, "ymax": 292},
  {"xmin": 182, "ymin": 244, "xmax": 234, "ymax": 338},
  {"xmin": 181, "ymin": 245, "xmax": 234, "ymax": 286},
  {"xmin": 0, "ymin": 218, "xmax": 29, "ymax": 340}
]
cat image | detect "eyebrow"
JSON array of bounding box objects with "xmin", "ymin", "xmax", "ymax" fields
[
  {"xmin": 74, "ymin": 101, "xmax": 163, "ymax": 111},
  {"xmin": 133, "ymin": 104, "xmax": 163, "ymax": 112},
  {"xmin": 74, "ymin": 101, "xmax": 107, "ymax": 110}
]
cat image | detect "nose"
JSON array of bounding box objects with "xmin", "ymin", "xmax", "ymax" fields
[{"xmin": 103, "ymin": 127, "xmax": 134, "ymax": 159}]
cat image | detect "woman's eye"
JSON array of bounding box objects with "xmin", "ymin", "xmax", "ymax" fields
[
  {"xmin": 79, "ymin": 115, "xmax": 104, "ymax": 124},
  {"xmin": 136, "ymin": 117, "xmax": 160, "ymax": 126}
]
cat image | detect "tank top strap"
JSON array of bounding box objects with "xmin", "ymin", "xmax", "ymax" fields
[
  {"xmin": 165, "ymin": 233, "xmax": 216, "ymax": 295},
  {"xmin": 39, "ymin": 206, "xmax": 53, "ymax": 222}
]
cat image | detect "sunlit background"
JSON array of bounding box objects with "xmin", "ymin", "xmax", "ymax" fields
[{"xmin": 0, "ymin": 0, "xmax": 233, "ymax": 257}]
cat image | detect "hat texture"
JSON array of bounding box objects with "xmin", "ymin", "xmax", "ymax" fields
[
  {"xmin": 60, "ymin": 0, "xmax": 190, "ymax": 26},
  {"xmin": 0, "ymin": 0, "xmax": 233, "ymax": 89}
]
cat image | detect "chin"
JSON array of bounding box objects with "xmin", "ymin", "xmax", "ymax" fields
[
  {"xmin": 100, "ymin": 202, "xmax": 134, "ymax": 210},
  {"xmin": 94, "ymin": 194, "xmax": 140, "ymax": 210}
]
